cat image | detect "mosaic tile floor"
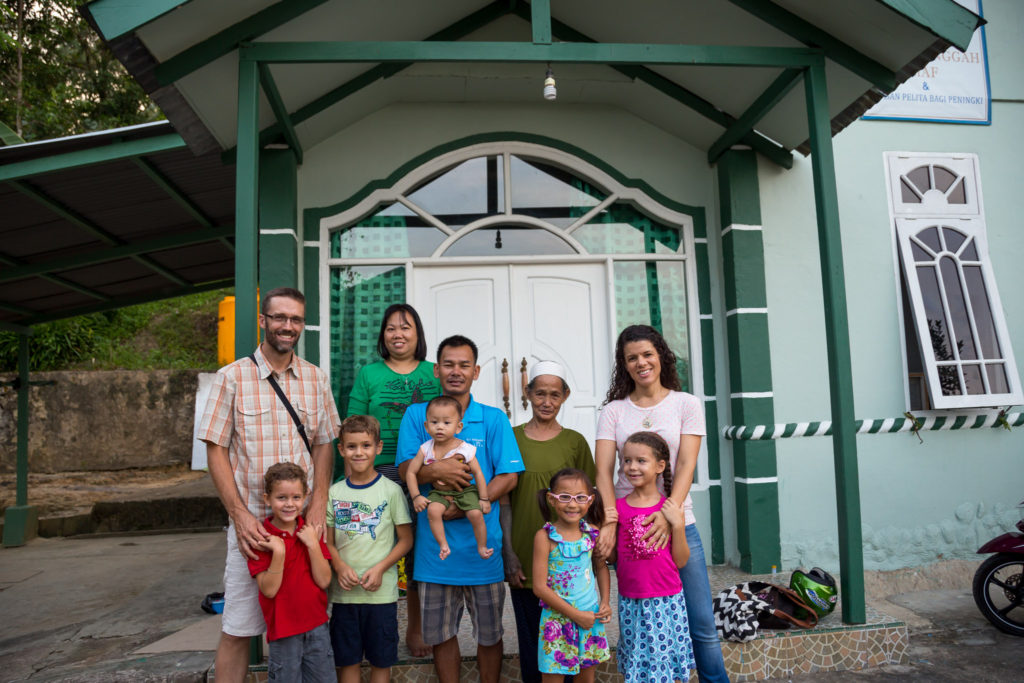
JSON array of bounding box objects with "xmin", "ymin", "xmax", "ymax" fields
[{"xmin": 227, "ymin": 566, "xmax": 907, "ymax": 682}]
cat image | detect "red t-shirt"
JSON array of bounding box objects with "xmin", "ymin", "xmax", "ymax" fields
[{"xmin": 247, "ymin": 515, "xmax": 331, "ymax": 641}]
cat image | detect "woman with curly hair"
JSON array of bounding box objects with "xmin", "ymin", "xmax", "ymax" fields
[{"xmin": 594, "ymin": 324, "xmax": 730, "ymax": 683}]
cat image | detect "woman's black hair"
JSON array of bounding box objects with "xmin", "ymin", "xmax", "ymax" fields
[
  {"xmin": 535, "ymin": 468, "xmax": 605, "ymax": 528},
  {"xmin": 623, "ymin": 431, "xmax": 674, "ymax": 495},
  {"xmin": 376, "ymin": 303, "xmax": 428, "ymax": 361},
  {"xmin": 603, "ymin": 324, "xmax": 681, "ymax": 405}
]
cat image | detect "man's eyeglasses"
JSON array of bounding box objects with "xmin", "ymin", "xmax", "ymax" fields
[
  {"xmin": 547, "ymin": 492, "xmax": 594, "ymax": 504},
  {"xmin": 264, "ymin": 314, "xmax": 305, "ymax": 325}
]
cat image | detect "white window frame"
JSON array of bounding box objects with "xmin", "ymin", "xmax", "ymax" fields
[{"xmin": 886, "ymin": 151, "xmax": 1022, "ymax": 410}]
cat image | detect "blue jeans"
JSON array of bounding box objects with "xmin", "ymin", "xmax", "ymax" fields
[{"xmin": 679, "ymin": 523, "xmax": 730, "ymax": 683}]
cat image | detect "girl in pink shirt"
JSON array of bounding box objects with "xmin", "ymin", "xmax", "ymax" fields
[{"xmin": 613, "ymin": 432, "xmax": 695, "ymax": 682}]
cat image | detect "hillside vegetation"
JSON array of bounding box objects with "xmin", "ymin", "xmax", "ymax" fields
[{"xmin": 0, "ymin": 289, "xmax": 231, "ymax": 372}]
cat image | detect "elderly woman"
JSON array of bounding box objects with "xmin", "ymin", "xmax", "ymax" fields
[
  {"xmin": 594, "ymin": 324, "xmax": 730, "ymax": 683},
  {"xmin": 347, "ymin": 302, "xmax": 440, "ymax": 657},
  {"xmin": 501, "ymin": 361, "xmax": 596, "ymax": 683}
]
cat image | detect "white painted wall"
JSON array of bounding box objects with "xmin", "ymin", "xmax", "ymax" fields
[{"xmin": 761, "ymin": 0, "xmax": 1024, "ymax": 570}]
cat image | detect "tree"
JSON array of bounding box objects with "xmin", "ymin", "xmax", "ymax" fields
[{"xmin": 0, "ymin": 0, "xmax": 161, "ymax": 143}]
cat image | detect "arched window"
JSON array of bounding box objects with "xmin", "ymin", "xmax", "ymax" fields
[
  {"xmin": 888, "ymin": 153, "xmax": 1021, "ymax": 409},
  {"xmin": 319, "ymin": 143, "xmax": 700, "ymax": 417}
]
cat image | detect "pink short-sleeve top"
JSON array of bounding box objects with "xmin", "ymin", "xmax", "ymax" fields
[{"xmin": 596, "ymin": 391, "xmax": 705, "ymax": 526}]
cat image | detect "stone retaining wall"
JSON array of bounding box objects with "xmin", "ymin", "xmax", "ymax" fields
[{"xmin": 0, "ymin": 370, "xmax": 201, "ymax": 473}]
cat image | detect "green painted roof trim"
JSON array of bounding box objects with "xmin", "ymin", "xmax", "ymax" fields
[
  {"xmin": 303, "ymin": 131, "xmax": 706, "ymax": 242},
  {"xmin": 874, "ymin": 0, "xmax": 983, "ymax": 52},
  {"xmin": 0, "ymin": 133, "xmax": 185, "ymax": 182},
  {"xmin": 0, "ymin": 226, "xmax": 234, "ymax": 285},
  {"xmin": 0, "ymin": 121, "xmax": 24, "ymax": 146},
  {"xmin": 155, "ymin": 0, "xmax": 328, "ymax": 86},
  {"xmin": 84, "ymin": 0, "xmax": 191, "ymax": 40}
]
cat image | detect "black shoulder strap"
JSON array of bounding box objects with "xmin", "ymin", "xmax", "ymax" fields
[{"xmin": 250, "ymin": 354, "xmax": 312, "ymax": 454}]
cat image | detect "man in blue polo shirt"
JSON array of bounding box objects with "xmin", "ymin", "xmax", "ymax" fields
[{"xmin": 397, "ymin": 334, "xmax": 523, "ymax": 683}]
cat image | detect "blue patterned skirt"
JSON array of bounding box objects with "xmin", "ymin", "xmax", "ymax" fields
[{"xmin": 617, "ymin": 593, "xmax": 695, "ymax": 682}]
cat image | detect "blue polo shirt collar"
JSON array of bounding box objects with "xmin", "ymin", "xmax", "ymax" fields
[{"xmin": 463, "ymin": 394, "xmax": 483, "ymax": 424}]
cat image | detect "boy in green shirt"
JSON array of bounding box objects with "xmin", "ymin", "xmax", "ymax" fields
[{"xmin": 327, "ymin": 415, "xmax": 413, "ymax": 683}]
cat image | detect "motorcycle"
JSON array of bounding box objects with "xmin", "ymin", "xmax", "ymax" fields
[{"xmin": 973, "ymin": 501, "xmax": 1024, "ymax": 637}]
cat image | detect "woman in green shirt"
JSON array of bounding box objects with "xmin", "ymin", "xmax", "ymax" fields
[
  {"xmin": 346, "ymin": 302, "xmax": 440, "ymax": 657},
  {"xmin": 502, "ymin": 360, "xmax": 597, "ymax": 683}
]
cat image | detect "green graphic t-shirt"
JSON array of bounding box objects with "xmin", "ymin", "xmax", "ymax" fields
[
  {"xmin": 326, "ymin": 474, "xmax": 411, "ymax": 604},
  {"xmin": 346, "ymin": 360, "xmax": 441, "ymax": 466}
]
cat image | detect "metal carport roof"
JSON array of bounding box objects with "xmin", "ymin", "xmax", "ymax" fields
[{"xmin": 0, "ymin": 121, "xmax": 235, "ymax": 328}]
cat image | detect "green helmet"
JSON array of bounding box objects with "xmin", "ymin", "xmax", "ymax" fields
[{"xmin": 789, "ymin": 567, "xmax": 838, "ymax": 618}]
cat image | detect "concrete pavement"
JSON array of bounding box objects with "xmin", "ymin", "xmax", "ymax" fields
[
  {"xmin": 2, "ymin": 530, "xmax": 1023, "ymax": 681},
  {"xmin": 0, "ymin": 531, "xmax": 223, "ymax": 682}
]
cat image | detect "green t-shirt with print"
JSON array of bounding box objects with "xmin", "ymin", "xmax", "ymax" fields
[
  {"xmin": 346, "ymin": 360, "xmax": 441, "ymax": 466},
  {"xmin": 327, "ymin": 474, "xmax": 411, "ymax": 604}
]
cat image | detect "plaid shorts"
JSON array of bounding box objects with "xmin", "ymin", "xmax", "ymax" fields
[{"xmin": 419, "ymin": 581, "xmax": 505, "ymax": 647}]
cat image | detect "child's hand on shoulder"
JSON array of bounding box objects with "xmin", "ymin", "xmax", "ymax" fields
[
  {"xmin": 596, "ymin": 601, "xmax": 612, "ymax": 624},
  {"xmin": 480, "ymin": 499, "xmax": 491, "ymax": 514},
  {"xmin": 257, "ymin": 535, "xmax": 286, "ymax": 555},
  {"xmin": 297, "ymin": 523, "xmax": 320, "ymax": 548},
  {"xmin": 360, "ymin": 565, "xmax": 384, "ymax": 592},
  {"xmin": 413, "ymin": 494, "xmax": 428, "ymax": 513},
  {"xmin": 660, "ymin": 499, "xmax": 684, "ymax": 529}
]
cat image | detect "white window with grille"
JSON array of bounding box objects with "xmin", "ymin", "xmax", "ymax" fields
[{"xmin": 886, "ymin": 152, "xmax": 1022, "ymax": 410}]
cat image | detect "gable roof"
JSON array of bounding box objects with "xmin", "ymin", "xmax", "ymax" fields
[{"xmin": 82, "ymin": 0, "xmax": 982, "ymax": 164}]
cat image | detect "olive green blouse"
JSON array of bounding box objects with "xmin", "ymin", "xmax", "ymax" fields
[{"xmin": 508, "ymin": 424, "xmax": 597, "ymax": 589}]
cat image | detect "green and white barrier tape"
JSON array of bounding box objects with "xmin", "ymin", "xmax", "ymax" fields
[{"xmin": 723, "ymin": 410, "xmax": 1024, "ymax": 441}]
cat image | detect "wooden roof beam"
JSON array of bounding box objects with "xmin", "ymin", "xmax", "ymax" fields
[
  {"xmin": 155, "ymin": 0, "xmax": 329, "ymax": 86},
  {"xmin": 725, "ymin": 0, "xmax": 897, "ymax": 91},
  {"xmin": 707, "ymin": 68, "xmax": 803, "ymax": 165},
  {"xmin": 512, "ymin": 5, "xmax": 793, "ymax": 168},
  {"xmin": 258, "ymin": 64, "xmax": 303, "ymax": 165}
]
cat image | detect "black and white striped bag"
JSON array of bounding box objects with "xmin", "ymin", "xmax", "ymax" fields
[
  {"xmin": 712, "ymin": 582, "xmax": 770, "ymax": 642},
  {"xmin": 713, "ymin": 581, "xmax": 818, "ymax": 642}
]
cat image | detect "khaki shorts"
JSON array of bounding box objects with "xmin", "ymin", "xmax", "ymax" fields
[
  {"xmin": 426, "ymin": 484, "xmax": 480, "ymax": 512},
  {"xmin": 221, "ymin": 523, "xmax": 267, "ymax": 637},
  {"xmin": 419, "ymin": 581, "xmax": 505, "ymax": 647}
]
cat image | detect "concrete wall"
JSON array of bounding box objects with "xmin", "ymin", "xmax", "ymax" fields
[
  {"xmin": 758, "ymin": 0, "xmax": 1024, "ymax": 571},
  {"xmin": 0, "ymin": 370, "xmax": 201, "ymax": 473}
]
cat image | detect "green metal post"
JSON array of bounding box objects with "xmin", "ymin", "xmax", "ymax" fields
[
  {"xmin": 3, "ymin": 333, "xmax": 38, "ymax": 547},
  {"xmin": 803, "ymin": 60, "xmax": 865, "ymax": 624},
  {"xmin": 237, "ymin": 52, "xmax": 265, "ymax": 664},
  {"xmin": 15, "ymin": 334, "xmax": 28, "ymax": 506},
  {"xmin": 235, "ymin": 53, "xmax": 260, "ymax": 358}
]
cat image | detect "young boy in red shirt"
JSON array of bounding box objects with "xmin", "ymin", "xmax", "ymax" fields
[{"xmin": 248, "ymin": 462, "xmax": 334, "ymax": 681}]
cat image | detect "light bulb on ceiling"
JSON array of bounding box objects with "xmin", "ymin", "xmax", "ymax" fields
[{"xmin": 543, "ymin": 66, "xmax": 557, "ymax": 101}]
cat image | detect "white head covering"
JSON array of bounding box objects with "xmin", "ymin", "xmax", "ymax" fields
[{"xmin": 528, "ymin": 360, "xmax": 568, "ymax": 384}]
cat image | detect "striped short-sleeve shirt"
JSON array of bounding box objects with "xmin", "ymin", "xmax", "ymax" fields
[{"xmin": 197, "ymin": 347, "xmax": 341, "ymax": 518}]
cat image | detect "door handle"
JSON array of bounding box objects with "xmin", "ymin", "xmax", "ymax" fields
[
  {"xmin": 501, "ymin": 358, "xmax": 511, "ymax": 418},
  {"xmin": 520, "ymin": 358, "xmax": 529, "ymax": 409}
]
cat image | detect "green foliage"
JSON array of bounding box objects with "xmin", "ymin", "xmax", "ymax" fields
[
  {"xmin": 0, "ymin": 289, "xmax": 232, "ymax": 372},
  {"xmin": 0, "ymin": 0, "xmax": 162, "ymax": 142}
]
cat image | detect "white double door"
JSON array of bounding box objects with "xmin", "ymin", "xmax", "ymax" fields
[{"xmin": 412, "ymin": 263, "xmax": 611, "ymax": 444}]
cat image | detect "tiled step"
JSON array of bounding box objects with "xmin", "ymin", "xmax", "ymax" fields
[{"xmin": 217, "ymin": 567, "xmax": 908, "ymax": 682}]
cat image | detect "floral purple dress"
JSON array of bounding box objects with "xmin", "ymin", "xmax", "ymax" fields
[{"xmin": 537, "ymin": 521, "xmax": 610, "ymax": 675}]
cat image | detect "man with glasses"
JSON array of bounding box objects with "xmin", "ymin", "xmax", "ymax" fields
[
  {"xmin": 397, "ymin": 335, "xmax": 523, "ymax": 683},
  {"xmin": 199, "ymin": 287, "xmax": 341, "ymax": 683}
]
